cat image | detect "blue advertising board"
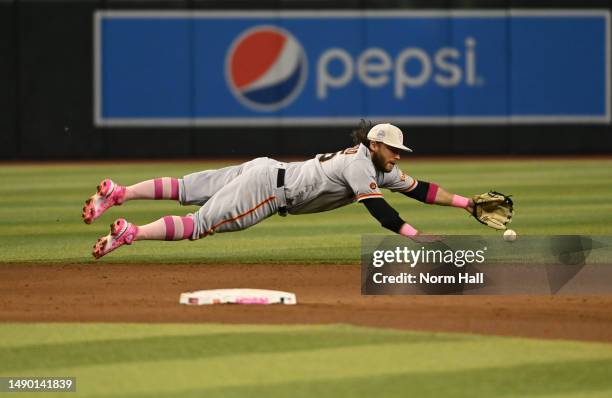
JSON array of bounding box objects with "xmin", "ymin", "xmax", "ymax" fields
[{"xmin": 94, "ymin": 10, "xmax": 610, "ymax": 126}]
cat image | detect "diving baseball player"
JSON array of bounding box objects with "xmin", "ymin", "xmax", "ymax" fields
[{"xmin": 82, "ymin": 121, "xmax": 513, "ymax": 259}]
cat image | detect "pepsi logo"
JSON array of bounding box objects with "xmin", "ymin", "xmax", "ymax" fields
[{"xmin": 226, "ymin": 26, "xmax": 307, "ymax": 112}]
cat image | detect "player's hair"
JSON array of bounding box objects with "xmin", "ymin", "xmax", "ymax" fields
[{"xmin": 351, "ymin": 119, "xmax": 374, "ymax": 147}]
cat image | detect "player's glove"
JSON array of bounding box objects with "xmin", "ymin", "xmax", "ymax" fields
[{"xmin": 471, "ymin": 191, "xmax": 514, "ymax": 230}]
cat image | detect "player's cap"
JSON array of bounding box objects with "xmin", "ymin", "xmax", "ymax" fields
[{"xmin": 366, "ymin": 123, "xmax": 413, "ymax": 152}]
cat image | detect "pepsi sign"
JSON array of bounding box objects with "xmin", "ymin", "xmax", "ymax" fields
[
  {"xmin": 226, "ymin": 26, "xmax": 307, "ymax": 111},
  {"xmin": 95, "ymin": 10, "xmax": 610, "ymax": 126}
]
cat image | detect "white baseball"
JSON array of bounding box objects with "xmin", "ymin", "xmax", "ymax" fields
[{"xmin": 503, "ymin": 229, "xmax": 517, "ymax": 242}]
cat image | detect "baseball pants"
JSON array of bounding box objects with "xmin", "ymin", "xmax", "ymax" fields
[{"xmin": 179, "ymin": 157, "xmax": 284, "ymax": 239}]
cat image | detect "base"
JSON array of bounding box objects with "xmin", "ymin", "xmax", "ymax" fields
[{"xmin": 179, "ymin": 288, "xmax": 297, "ymax": 305}]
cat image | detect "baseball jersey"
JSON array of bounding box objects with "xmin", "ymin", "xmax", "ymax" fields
[{"xmin": 284, "ymin": 143, "xmax": 417, "ymax": 215}]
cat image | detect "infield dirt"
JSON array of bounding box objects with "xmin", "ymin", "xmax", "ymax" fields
[{"xmin": 1, "ymin": 264, "xmax": 611, "ymax": 343}]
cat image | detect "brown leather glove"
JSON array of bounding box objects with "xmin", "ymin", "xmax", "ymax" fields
[{"xmin": 472, "ymin": 191, "xmax": 514, "ymax": 230}]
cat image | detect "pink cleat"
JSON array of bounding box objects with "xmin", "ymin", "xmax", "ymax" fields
[
  {"xmin": 82, "ymin": 179, "xmax": 126, "ymax": 224},
  {"xmin": 93, "ymin": 218, "xmax": 138, "ymax": 259}
]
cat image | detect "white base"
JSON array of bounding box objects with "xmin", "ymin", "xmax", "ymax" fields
[{"xmin": 179, "ymin": 288, "xmax": 297, "ymax": 305}]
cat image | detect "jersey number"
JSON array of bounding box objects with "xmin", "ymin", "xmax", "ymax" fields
[{"xmin": 318, "ymin": 145, "xmax": 359, "ymax": 163}]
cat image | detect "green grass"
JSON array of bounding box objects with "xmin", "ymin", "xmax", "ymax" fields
[
  {"xmin": 1, "ymin": 323, "xmax": 611, "ymax": 398},
  {"xmin": 2, "ymin": 160, "xmax": 612, "ymax": 397},
  {"xmin": 1, "ymin": 159, "xmax": 612, "ymax": 264}
]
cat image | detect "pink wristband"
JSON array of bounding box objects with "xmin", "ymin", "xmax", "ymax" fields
[
  {"xmin": 451, "ymin": 195, "xmax": 470, "ymax": 208},
  {"xmin": 425, "ymin": 183, "xmax": 439, "ymax": 204},
  {"xmin": 399, "ymin": 223, "xmax": 418, "ymax": 237}
]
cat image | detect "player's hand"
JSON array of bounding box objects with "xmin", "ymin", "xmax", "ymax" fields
[
  {"xmin": 465, "ymin": 199, "xmax": 475, "ymax": 215},
  {"xmin": 471, "ymin": 191, "xmax": 514, "ymax": 230}
]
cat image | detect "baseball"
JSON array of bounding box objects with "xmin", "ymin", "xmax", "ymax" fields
[{"xmin": 503, "ymin": 229, "xmax": 517, "ymax": 242}]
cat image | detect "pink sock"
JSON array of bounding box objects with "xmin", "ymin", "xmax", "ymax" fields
[
  {"xmin": 136, "ymin": 216, "xmax": 194, "ymax": 241},
  {"xmin": 125, "ymin": 178, "xmax": 179, "ymax": 201}
]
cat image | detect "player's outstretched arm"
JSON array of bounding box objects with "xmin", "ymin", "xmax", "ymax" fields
[
  {"xmin": 361, "ymin": 197, "xmax": 445, "ymax": 242},
  {"xmin": 402, "ymin": 181, "xmax": 473, "ymax": 215},
  {"xmin": 361, "ymin": 197, "xmax": 420, "ymax": 237}
]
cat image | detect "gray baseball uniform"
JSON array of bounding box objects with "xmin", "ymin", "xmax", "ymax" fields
[{"xmin": 179, "ymin": 144, "xmax": 417, "ymax": 239}]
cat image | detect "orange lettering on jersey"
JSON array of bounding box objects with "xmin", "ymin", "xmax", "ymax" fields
[
  {"xmin": 318, "ymin": 151, "xmax": 339, "ymax": 162},
  {"xmin": 342, "ymin": 145, "xmax": 359, "ymax": 155}
]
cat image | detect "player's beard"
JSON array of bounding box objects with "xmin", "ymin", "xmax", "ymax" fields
[{"xmin": 371, "ymin": 151, "xmax": 392, "ymax": 173}]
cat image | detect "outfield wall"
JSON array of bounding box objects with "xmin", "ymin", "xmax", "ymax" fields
[{"xmin": 2, "ymin": 0, "xmax": 612, "ymax": 159}]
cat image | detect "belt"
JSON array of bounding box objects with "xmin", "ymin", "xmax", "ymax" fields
[
  {"xmin": 275, "ymin": 164, "xmax": 288, "ymax": 217},
  {"xmin": 276, "ymin": 168, "xmax": 285, "ymax": 189}
]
